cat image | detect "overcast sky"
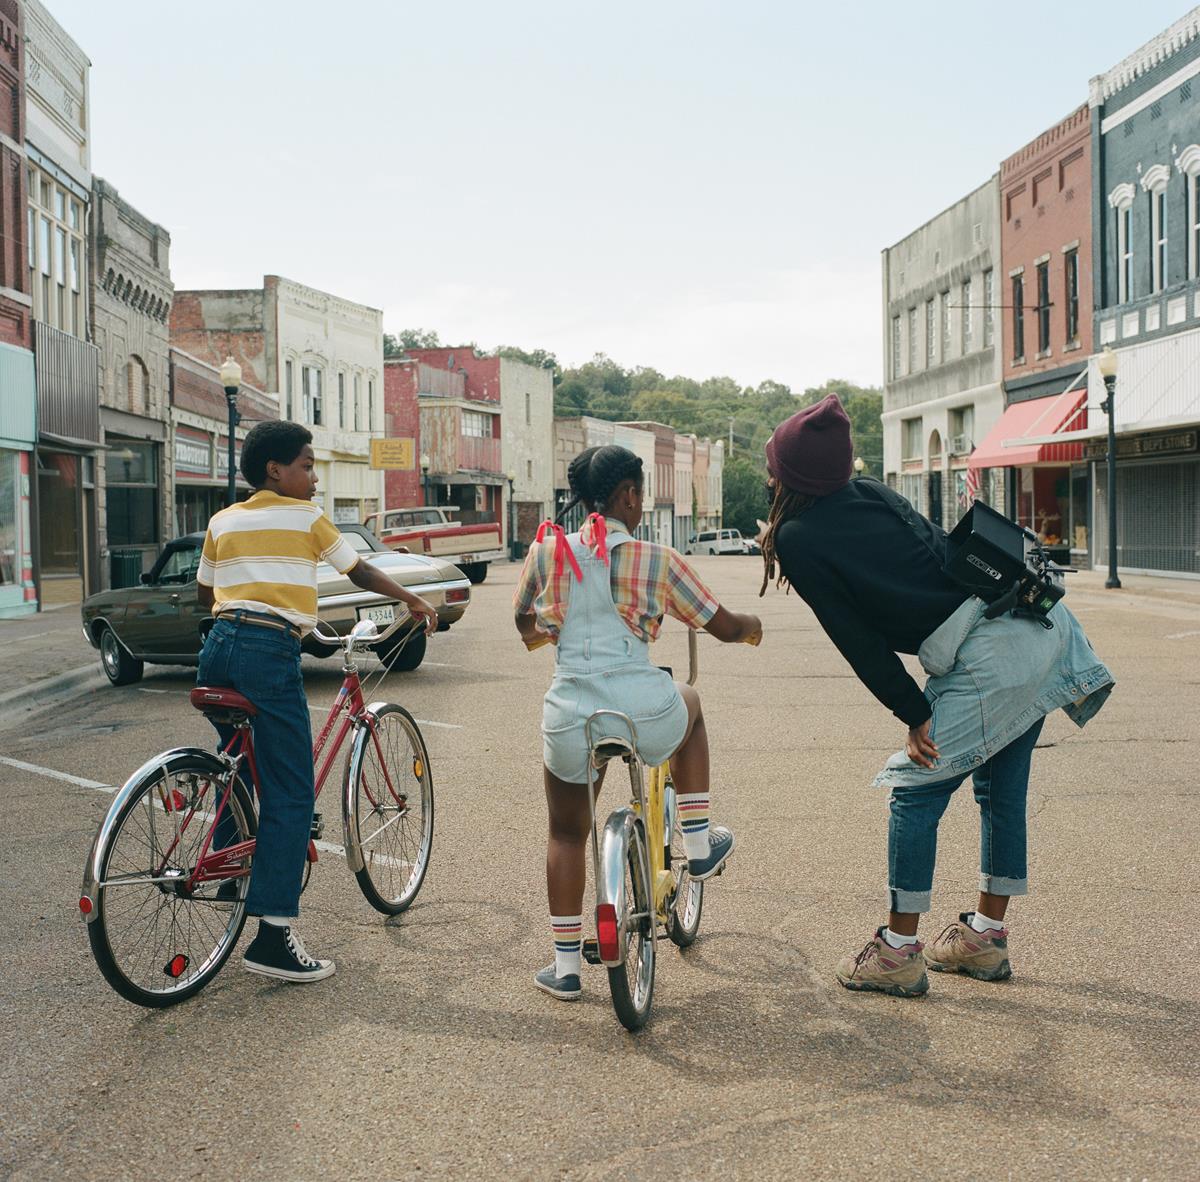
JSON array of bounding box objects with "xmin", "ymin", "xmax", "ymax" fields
[{"xmin": 50, "ymin": 0, "xmax": 1192, "ymax": 390}]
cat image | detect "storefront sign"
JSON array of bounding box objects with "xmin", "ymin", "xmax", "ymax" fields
[
  {"xmin": 175, "ymin": 429, "xmax": 212, "ymax": 477},
  {"xmin": 369, "ymin": 438, "xmax": 415, "ymax": 470},
  {"xmin": 1084, "ymin": 430, "xmax": 1198, "ymax": 460}
]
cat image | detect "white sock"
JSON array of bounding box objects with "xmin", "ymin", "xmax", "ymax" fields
[
  {"xmin": 677, "ymin": 793, "xmax": 711, "ymax": 861},
  {"xmin": 883, "ymin": 927, "xmax": 919, "ymax": 949},
  {"xmin": 551, "ymin": 914, "xmax": 582, "ymax": 978},
  {"xmin": 969, "ymin": 911, "xmax": 1005, "ymax": 933},
  {"xmin": 263, "ymin": 915, "xmax": 293, "ymax": 928}
]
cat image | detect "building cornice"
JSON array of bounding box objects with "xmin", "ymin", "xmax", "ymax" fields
[
  {"xmin": 1089, "ymin": 6, "xmax": 1200, "ymax": 107},
  {"xmin": 1000, "ymin": 104, "xmax": 1090, "ymax": 182}
]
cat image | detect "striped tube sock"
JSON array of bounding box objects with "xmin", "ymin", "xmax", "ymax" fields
[
  {"xmin": 677, "ymin": 792, "xmax": 711, "ymax": 860},
  {"xmin": 551, "ymin": 914, "xmax": 583, "ymax": 978}
]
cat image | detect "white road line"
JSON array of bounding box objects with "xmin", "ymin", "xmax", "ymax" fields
[
  {"xmin": 136, "ymin": 687, "xmax": 170, "ymax": 694},
  {"xmin": 420, "ymin": 661, "xmax": 465, "ymax": 669},
  {"xmin": 5, "ymin": 630, "xmax": 53, "ymax": 645},
  {"xmin": 0, "ymin": 754, "xmax": 112, "ymax": 790},
  {"xmin": 1166, "ymin": 630, "xmax": 1200, "ymax": 639}
]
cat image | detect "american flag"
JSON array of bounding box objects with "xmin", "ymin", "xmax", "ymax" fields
[{"xmin": 965, "ymin": 466, "xmax": 981, "ymax": 503}]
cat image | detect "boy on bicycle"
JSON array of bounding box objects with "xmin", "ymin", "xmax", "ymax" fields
[
  {"xmin": 514, "ymin": 444, "xmax": 762, "ymax": 1001},
  {"xmin": 197, "ymin": 420, "xmax": 438, "ymax": 984}
]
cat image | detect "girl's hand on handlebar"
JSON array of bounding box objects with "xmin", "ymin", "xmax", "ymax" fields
[{"xmin": 906, "ymin": 720, "xmax": 940, "ymax": 769}]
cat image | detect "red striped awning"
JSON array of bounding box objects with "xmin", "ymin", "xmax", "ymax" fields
[{"xmin": 969, "ymin": 389, "xmax": 1087, "ymax": 468}]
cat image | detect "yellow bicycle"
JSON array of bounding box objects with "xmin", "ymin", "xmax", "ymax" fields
[{"xmin": 580, "ymin": 629, "xmax": 715, "ymax": 1031}]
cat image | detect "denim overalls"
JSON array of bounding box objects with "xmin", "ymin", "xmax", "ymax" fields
[{"xmin": 542, "ymin": 526, "xmax": 688, "ymax": 784}]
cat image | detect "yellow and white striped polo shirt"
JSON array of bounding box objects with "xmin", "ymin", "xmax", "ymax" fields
[{"xmin": 197, "ymin": 490, "xmax": 360, "ymax": 632}]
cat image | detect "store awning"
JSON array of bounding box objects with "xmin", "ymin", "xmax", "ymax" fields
[{"xmin": 969, "ymin": 389, "xmax": 1087, "ymax": 469}]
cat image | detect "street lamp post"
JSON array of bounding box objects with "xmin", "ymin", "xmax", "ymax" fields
[
  {"xmin": 219, "ymin": 357, "xmax": 242, "ymax": 507},
  {"xmin": 419, "ymin": 453, "xmax": 431, "ymax": 506},
  {"xmin": 1097, "ymin": 346, "xmax": 1121, "ymax": 589},
  {"xmin": 506, "ymin": 471, "xmax": 516, "ymax": 560},
  {"xmin": 853, "ymin": 457, "xmax": 865, "ymax": 478}
]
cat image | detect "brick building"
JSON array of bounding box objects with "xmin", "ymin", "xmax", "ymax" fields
[
  {"xmin": 91, "ymin": 178, "xmax": 173, "ymax": 586},
  {"xmin": 969, "ymin": 105, "xmax": 1094, "ymax": 564},
  {"xmin": 0, "ymin": 0, "xmax": 36, "ymax": 617},
  {"xmin": 171, "ymin": 276, "xmax": 383, "ymax": 523},
  {"xmin": 381, "ymin": 357, "xmax": 424, "ymax": 510}
]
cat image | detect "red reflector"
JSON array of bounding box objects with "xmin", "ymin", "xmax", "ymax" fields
[
  {"xmin": 164, "ymin": 954, "xmax": 189, "ymax": 979},
  {"xmin": 596, "ymin": 903, "xmax": 620, "ymax": 963},
  {"xmin": 78, "ymin": 896, "xmax": 93, "ymax": 915},
  {"xmin": 163, "ymin": 788, "xmax": 186, "ymax": 812},
  {"xmin": 446, "ymin": 588, "xmax": 469, "ymax": 604}
]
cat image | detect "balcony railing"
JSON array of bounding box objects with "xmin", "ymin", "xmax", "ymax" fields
[{"xmin": 458, "ymin": 434, "xmax": 502, "ymax": 473}]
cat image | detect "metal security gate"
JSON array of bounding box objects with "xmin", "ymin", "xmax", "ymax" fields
[{"xmin": 1093, "ymin": 457, "xmax": 1200, "ymax": 575}]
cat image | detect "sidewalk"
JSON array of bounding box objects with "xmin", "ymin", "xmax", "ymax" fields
[{"xmin": 0, "ymin": 605, "xmax": 104, "ymax": 726}]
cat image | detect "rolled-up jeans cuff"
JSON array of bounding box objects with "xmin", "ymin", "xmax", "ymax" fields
[
  {"xmin": 889, "ymin": 887, "xmax": 931, "ymax": 914},
  {"xmin": 979, "ymin": 874, "xmax": 1027, "ymax": 897}
]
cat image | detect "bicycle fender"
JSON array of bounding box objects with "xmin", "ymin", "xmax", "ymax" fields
[
  {"xmin": 596, "ymin": 806, "xmax": 643, "ymax": 954},
  {"xmin": 80, "ymin": 747, "xmax": 231, "ymax": 920}
]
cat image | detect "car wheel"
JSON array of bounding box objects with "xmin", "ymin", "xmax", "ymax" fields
[
  {"xmin": 373, "ymin": 628, "xmax": 427, "ymax": 672},
  {"xmin": 463, "ymin": 563, "xmax": 488, "ymax": 585},
  {"xmin": 99, "ymin": 626, "xmax": 144, "ymax": 686}
]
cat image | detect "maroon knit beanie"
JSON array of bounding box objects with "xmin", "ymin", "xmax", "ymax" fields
[{"xmin": 764, "ymin": 394, "xmax": 853, "ymax": 496}]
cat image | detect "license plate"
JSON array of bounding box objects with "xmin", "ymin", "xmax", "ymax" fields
[{"xmin": 359, "ymin": 604, "xmax": 395, "ymax": 625}]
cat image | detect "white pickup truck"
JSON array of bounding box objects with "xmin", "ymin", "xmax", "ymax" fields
[{"xmin": 363, "ymin": 506, "xmax": 507, "ymax": 584}]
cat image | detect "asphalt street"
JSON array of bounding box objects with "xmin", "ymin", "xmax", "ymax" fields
[{"xmin": 1, "ymin": 557, "xmax": 1198, "ymax": 1180}]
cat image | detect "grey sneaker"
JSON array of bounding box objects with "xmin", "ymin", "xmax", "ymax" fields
[
  {"xmin": 534, "ymin": 963, "xmax": 581, "ymax": 1001},
  {"xmin": 687, "ymin": 825, "xmax": 735, "ymax": 881},
  {"xmin": 926, "ymin": 913, "xmax": 1012, "ymax": 981},
  {"xmin": 835, "ymin": 927, "xmax": 929, "ymax": 997}
]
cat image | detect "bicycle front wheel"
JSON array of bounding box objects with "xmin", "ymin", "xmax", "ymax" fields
[
  {"xmin": 607, "ymin": 820, "xmax": 656, "ymax": 1031},
  {"xmin": 345, "ymin": 703, "xmax": 434, "ymax": 914},
  {"xmin": 85, "ymin": 753, "xmax": 256, "ymax": 1008}
]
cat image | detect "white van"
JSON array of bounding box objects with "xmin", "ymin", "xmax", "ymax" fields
[{"xmin": 684, "ymin": 528, "xmax": 749, "ymax": 556}]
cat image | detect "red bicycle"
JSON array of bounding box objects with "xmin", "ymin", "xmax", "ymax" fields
[{"xmin": 79, "ymin": 619, "xmax": 434, "ymax": 1007}]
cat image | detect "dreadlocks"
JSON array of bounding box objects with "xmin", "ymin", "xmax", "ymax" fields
[{"xmin": 759, "ymin": 481, "xmax": 815, "ymax": 596}]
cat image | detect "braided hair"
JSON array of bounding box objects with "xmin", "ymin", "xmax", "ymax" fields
[
  {"xmin": 758, "ymin": 481, "xmax": 815, "ymax": 596},
  {"xmin": 556, "ymin": 445, "xmax": 644, "ymax": 524}
]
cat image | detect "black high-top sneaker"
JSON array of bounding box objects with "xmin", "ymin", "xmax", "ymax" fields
[{"xmin": 242, "ymin": 921, "xmax": 335, "ymax": 983}]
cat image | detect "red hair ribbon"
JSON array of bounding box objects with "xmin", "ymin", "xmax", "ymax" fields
[
  {"xmin": 585, "ymin": 513, "xmax": 609, "ymax": 563},
  {"xmin": 535, "ymin": 519, "xmax": 583, "ymax": 581}
]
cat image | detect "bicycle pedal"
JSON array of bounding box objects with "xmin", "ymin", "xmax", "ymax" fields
[
  {"xmin": 581, "ymin": 938, "xmax": 602, "ymax": 965},
  {"xmin": 310, "ymin": 812, "xmax": 325, "ymax": 840}
]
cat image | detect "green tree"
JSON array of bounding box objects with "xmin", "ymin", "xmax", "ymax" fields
[
  {"xmin": 495, "ymin": 345, "xmax": 561, "ymax": 381},
  {"xmin": 383, "ymin": 328, "xmax": 442, "ymax": 357},
  {"xmin": 722, "ymin": 455, "xmax": 768, "ymax": 538}
]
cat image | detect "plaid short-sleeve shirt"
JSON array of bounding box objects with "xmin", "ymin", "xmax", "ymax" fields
[{"xmin": 513, "ymin": 517, "xmax": 720, "ymax": 643}]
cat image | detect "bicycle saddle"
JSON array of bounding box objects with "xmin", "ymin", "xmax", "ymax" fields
[
  {"xmin": 190, "ymin": 687, "xmax": 258, "ymax": 723},
  {"xmin": 591, "ymin": 739, "xmax": 636, "ymax": 768}
]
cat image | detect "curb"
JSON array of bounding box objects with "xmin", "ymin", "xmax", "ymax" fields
[{"xmin": 0, "ymin": 664, "xmax": 106, "ymax": 730}]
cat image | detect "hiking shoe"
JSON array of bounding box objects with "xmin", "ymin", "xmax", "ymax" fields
[
  {"xmin": 835, "ymin": 927, "xmax": 929, "ymax": 997},
  {"xmin": 926, "ymin": 913, "xmax": 1012, "ymax": 981},
  {"xmin": 242, "ymin": 921, "xmax": 335, "ymax": 983},
  {"xmin": 688, "ymin": 825, "xmax": 735, "ymax": 881},
  {"xmin": 534, "ymin": 964, "xmax": 581, "ymax": 1001}
]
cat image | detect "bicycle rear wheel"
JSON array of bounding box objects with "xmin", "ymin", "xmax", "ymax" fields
[
  {"xmin": 607, "ymin": 820, "xmax": 656, "ymax": 1031},
  {"xmin": 85, "ymin": 753, "xmax": 256, "ymax": 1007},
  {"xmin": 665, "ymin": 783, "xmax": 704, "ymax": 948},
  {"xmin": 345, "ymin": 703, "xmax": 434, "ymax": 915}
]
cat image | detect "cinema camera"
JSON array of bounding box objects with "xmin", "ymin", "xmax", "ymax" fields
[{"xmin": 944, "ymin": 500, "xmax": 1072, "ymax": 625}]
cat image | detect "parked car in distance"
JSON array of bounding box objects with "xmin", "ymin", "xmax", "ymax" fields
[
  {"xmin": 81, "ymin": 525, "xmax": 471, "ymax": 686},
  {"xmin": 684, "ymin": 528, "xmax": 750, "ymax": 556},
  {"xmin": 363, "ymin": 505, "xmax": 505, "ymax": 585}
]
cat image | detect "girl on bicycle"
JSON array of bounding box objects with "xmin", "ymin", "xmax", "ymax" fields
[
  {"xmin": 514, "ymin": 444, "xmax": 762, "ymax": 1001},
  {"xmin": 756, "ymin": 395, "xmax": 1113, "ymax": 997}
]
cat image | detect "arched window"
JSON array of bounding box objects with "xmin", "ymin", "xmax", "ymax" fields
[
  {"xmin": 1177, "ymin": 145, "xmax": 1200, "ymax": 279},
  {"xmin": 1108, "ymin": 183, "xmax": 1136, "ymax": 303},
  {"xmin": 1140, "ymin": 164, "xmax": 1171, "ymax": 293},
  {"xmin": 126, "ymin": 355, "xmax": 149, "ymax": 416}
]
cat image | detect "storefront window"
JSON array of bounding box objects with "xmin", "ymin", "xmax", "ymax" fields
[
  {"xmin": 1069, "ymin": 467, "xmax": 1090, "ymax": 554},
  {"xmin": 0, "ymin": 450, "xmax": 19, "ymax": 587},
  {"xmin": 37, "ymin": 452, "xmax": 80, "ymax": 575},
  {"xmin": 107, "ymin": 440, "xmax": 159, "ymax": 548}
]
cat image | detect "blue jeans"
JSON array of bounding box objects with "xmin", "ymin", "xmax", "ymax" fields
[
  {"xmin": 888, "ymin": 717, "xmax": 1045, "ymax": 913},
  {"xmin": 198, "ymin": 616, "xmax": 314, "ymax": 918}
]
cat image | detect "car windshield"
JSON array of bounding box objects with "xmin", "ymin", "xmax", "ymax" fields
[
  {"xmin": 158, "ymin": 546, "xmax": 200, "ymax": 583},
  {"xmin": 342, "ymin": 531, "xmax": 374, "ymax": 553}
]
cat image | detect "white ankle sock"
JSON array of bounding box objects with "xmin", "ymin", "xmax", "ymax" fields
[
  {"xmin": 883, "ymin": 927, "xmax": 919, "ymax": 949},
  {"xmin": 677, "ymin": 793, "xmax": 711, "ymax": 860},
  {"xmin": 969, "ymin": 911, "xmax": 1005, "ymax": 933},
  {"xmin": 263, "ymin": 915, "xmax": 292, "ymax": 928},
  {"xmin": 551, "ymin": 914, "xmax": 582, "ymax": 978}
]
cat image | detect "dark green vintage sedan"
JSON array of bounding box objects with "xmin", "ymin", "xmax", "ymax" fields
[{"xmin": 81, "ymin": 526, "xmax": 471, "ymax": 685}]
